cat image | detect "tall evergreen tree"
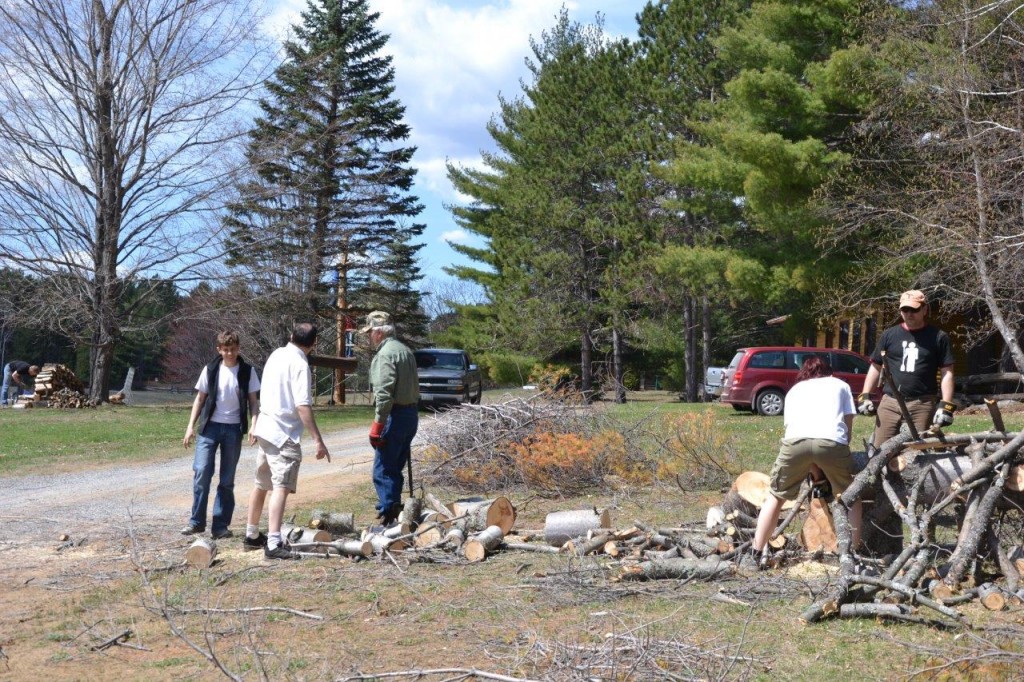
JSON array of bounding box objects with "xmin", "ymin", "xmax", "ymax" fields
[
  {"xmin": 447, "ymin": 12, "xmax": 658, "ymax": 397},
  {"xmin": 664, "ymin": 0, "xmax": 877, "ymax": 338},
  {"xmin": 225, "ymin": 0, "xmax": 425, "ymax": 343}
]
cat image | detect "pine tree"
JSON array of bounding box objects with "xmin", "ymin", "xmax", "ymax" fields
[{"xmin": 225, "ymin": 0, "xmax": 425, "ymax": 342}]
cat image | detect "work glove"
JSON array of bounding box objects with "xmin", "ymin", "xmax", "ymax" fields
[
  {"xmin": 369, "ymin": 420, "xmax": 386, "ymax": 449},
  {"xmin": 933, "ymin": 401, "xmax": 956, "ymax": 427},
  {"xmin": 856, "ymin": 393, "xmax": 876, "ymax": 416}
]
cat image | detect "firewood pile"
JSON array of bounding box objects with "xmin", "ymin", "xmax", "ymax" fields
[
  {"xmin": 46, "ymin": 388, "xmax": 100, "ymax": 409},
  {"xmin": 29, "ymin": 364, "xmax": 99, "ymax": 408},
  {"xmin": 33, "ymin": 364, "xmax": 85, "ymax": 398}
]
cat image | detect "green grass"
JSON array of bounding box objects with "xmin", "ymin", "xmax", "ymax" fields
[{"xmin": 0, "ymin": 402, "xmax": 374, "ymax": 475}]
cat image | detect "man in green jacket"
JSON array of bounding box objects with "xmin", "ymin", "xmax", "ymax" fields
[{"xmin": 361, "ymin": 311, "xmax": 419, "ymax": 524}]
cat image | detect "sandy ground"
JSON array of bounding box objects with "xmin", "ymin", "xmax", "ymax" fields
[{"xmin": 0, "ymin": 425, "xmax": 388, "ymax": 582}]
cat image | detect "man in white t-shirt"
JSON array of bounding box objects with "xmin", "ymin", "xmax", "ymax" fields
[
  {"xmin": 245, "ymin": 323, "xmax": 331, "ymax": 559},
  {"xmin": 752, "ymin": 355, "xmax": 862, "ymax": 559},
  {"xmin": 182, "ymin": 331, "xmax": 261, "ymax": 539}
]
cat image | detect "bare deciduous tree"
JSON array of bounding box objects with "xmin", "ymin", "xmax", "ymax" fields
[
  {"xmin": 826, "ymin": 1, "xmax": 1024, "ymax": 370},
  {"xmin": 0, "ymin": 0, "xmax": 272, "ymax": 399}
]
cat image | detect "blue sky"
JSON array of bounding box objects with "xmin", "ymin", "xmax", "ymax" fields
[{"xmin": 264, "ymin": 1, "xmax": 643, "ymax": 293}]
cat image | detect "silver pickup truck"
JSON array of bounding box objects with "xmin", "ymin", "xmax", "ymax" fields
[
  {"xmin": 414, "ymin": 348, "xmax": 483, "ymax": 408},
  {"xmin": 704, "ymin": 367, "xmax": 726, "ymax": 401}
]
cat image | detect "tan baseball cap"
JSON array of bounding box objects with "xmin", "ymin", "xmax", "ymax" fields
[
  {"xmin": 899, "ymin": 290, "xmax": 927, "ymax": 309},
  {"xmin": 359, "ymin": 310, "xmax": 391, "ymax": 333}
]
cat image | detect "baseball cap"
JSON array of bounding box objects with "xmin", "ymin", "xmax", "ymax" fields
[
  {"xmin": 899, "ymin": 290, "xmax": 927, "ymax": 310},
  {"xmin": 359, "ymin": 311, "xmax": 391, "ymax": 333}
]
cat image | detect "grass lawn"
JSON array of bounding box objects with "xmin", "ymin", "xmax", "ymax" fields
[{"xmin": 0, "ymin": 400, "xmax": 375, "ymax": 475}]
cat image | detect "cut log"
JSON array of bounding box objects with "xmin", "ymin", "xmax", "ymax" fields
[
  {"xmin": 413, "ymin": 524, "xmax": 445, "ymax": 548},
  {"xmin": 979, "ymin": 583, "xmax": 1007, "ymax": 611},
  {"xmin": 502, "ymin": 541, "xmax": 560, "ymax": 554},
  {"xmin": 308, "ymin": 511, "xmax": 355, "ymax": 536},
  {"xmin": 400, "ymin": 497, "xmax": 423, "ymax": 528},
  {"xmin": 619, "ymin": 557, "xmax": 734, "ymax": 581},
  {"xmin": 282, "ymin": 523, "xmax": 330, "ymax": 544},
  {"xmin": 734, "ymin": 471, "xmax": 771, "ymax": 508},
  {"xmin": 185, "ymin": 538, "xmax": 217, "ymax": 568},
  {"xmin": 447, "ymin": 496, "xmax": 516, "ymax": 534},
  {"xmin": 544, "ymin": 508, "xmax": 611, "ymax": 546},
  {"xmin": 442, "ymin": 527, "xmax": 466, "ymax": 549},
  {"xmin": 463, "ymin": 525, "xmax": 504, "ymax": 562},
  {"xmin": 366, "ymin": 534, "xmax": 408, "ymax": 554},
  {"xmin": 799, "ymin": 498, "xmax": 837, "ymax": 553}
]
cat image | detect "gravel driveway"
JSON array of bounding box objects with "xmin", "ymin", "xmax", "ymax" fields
[{"xmin": 0, "ymin": 425, "xmax": 385, "ymax": 553}]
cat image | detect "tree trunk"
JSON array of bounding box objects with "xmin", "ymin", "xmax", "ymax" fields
[
  {"xmin": 580, "ymin": 324, "xmax": 593, "ymax": 396},
  {"xmin": 683, "ymin": 295, "xmax": 697, "ymax": 402},
  {"xmin": 463, "ymin": 525, "xmax": 504, "ymax": 562},
  {"xmin": 612, "ymin": 327, "xmax": 625, "ymax": 403},
  {"xmin": 702, "ymin": 295, "xmax": 711, "ymax": 397}
]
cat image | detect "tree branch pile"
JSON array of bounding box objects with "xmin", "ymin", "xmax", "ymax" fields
[
  {"xmin": 416, "ymin": 395, "xmax": 654, "ymax": 492},
  {"xmin": 795, "ymin": 420, "xmax": 1024, "ymax": 626}
]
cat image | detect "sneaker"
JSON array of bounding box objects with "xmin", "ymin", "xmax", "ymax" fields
[
  {"xmin": 181, "ymin": 525, "xmax": 205, "ymax": 535},
  {"xmin": 211, "ymin": 529, "xmax": 233, "ymax": 540},
  {"xmin": 243, "ymin": 533, "xmax": 267, "ymax": 551},
  {"xmin": 264, "ymin": 543, "xmax": 300, "ymax": 560}
]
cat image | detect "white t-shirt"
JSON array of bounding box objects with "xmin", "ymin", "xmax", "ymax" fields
[
  {"xmin": 195, "ymin": 362, "xmax": 261, "ymax": 425},
  {"xmin": 252, "ymin": 344, "xmax": 311, "ymax": 447},
  {"xmin": 783, "ymin": 376, "xmax": 855, "ymax": 444}
]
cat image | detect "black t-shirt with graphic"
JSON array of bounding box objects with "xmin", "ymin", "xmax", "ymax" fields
[{"xmin": 870, "ymin": 324, "xmax": 954, "ymax": 399}]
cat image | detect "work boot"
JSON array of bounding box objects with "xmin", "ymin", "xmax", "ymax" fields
[{"xmin": 378, "ymin": 503, "xmax": 403, "ymax": 526}]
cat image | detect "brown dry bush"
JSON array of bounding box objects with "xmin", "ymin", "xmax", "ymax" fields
[{"xmin": 655, "ymin": 411, "xmax": 747, "ymax": 491}]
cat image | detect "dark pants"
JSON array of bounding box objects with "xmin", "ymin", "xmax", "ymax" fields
[
  {"xmin": 872, "ymin": 395, "xmax": 935, "ymax": 448},
  {"xmin": 190, "ymin": 421, "xmax": 242, "ymax": 533},
  {"xmin": 373, "ymin": 405, "xmax": 419, "ymax": 515}
]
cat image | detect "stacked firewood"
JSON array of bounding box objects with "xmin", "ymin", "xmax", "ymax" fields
[{"xmin": 33, "ymin": 364, "xmax": 85, "ymax": 398}]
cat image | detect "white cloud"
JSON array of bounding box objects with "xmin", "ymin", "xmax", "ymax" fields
[{"xmin": 441, "ymin": 228, "xmax": 473, "ymax": 245}]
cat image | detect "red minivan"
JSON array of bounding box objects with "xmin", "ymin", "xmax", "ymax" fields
[{"xmin": 719, "ymin": 346, "xmax": 878, "ymax": 416}]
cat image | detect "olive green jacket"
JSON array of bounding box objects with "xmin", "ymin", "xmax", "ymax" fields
[{"xmin": 370, "ymin": 336, "xmax": 419, "ymax": 422}]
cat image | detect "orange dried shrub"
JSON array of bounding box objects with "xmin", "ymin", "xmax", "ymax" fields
[
  {"xmin": 507, "ymin": 430, "xmax": 652, "ymax": 495},
  {"xmin": 657, "ymin": 411, "xmax": 745, "ymax": 491}
]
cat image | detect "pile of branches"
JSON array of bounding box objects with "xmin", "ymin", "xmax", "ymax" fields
[
  {"xmin": 799, "ymin": 401, "xmax": 1024, "ymax": 627},
  {"xmin": 417, "ymin": 395, "xmax": 652, "ymax": 492}
]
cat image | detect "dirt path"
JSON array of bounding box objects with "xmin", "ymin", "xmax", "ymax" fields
[{"xmin": 0, "ymin": 425, "xmax": 386, "ymax": 572}]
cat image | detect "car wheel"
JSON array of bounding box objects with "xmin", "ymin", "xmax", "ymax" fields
[
  {"xmin": 471, "ymin": 386, "xmax": 482, "ymax": 404},
  {"xmin": 755, "ymin": 389, "xmax": 784, "ymax": 416}
]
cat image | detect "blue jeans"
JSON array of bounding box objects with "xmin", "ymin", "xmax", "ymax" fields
[
  {"xmin": 190, "ymin": 421, "xmax": 243, "ymax": 533},
  {"xmin": 373, "ymin": 405, "xmax": 419, "ymax": 515},
  {"xmin": 1, "ymin": 364, "xmax": 15, "ymax": 406}
]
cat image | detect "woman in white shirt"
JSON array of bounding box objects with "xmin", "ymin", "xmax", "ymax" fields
[{"xmin": 752, "ymin": 355, "xmax": 862, "ymax": 555}]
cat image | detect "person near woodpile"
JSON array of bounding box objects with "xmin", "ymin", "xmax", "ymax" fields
[
  {"xmin": 752, "ymin": 355, "xmax": 862, "ymax": 558},
  {"xmin": 361, "ymin": 310, "xmax": 419, "ymax": 525},
  {"xmin": 181, "ymin": 331, "xmax": 261, "ymax": 540},
  {"xmin": 245, "ymin": 322, "xmax": 331, "ymax": 559},
  {"xmin": 1, "ymin": 360, "xmax": 39, "ymax": 406},
  {"xmin": 856, "ymin": 290, "xmax": 956, "ymax": 448}
]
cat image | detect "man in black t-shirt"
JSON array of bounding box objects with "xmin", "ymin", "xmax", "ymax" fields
[
  {"xmin": 857, "ymin": 290, "xmax": 955, "ymax": 448},
  {"xmin": 2, "ymin": 360, "xmax": 40, "ymax": 406}
]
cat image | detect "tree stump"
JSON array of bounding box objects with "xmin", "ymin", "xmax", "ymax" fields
[
  {"xmin": 185, "ymin": 538, "xmax": 217, "ymax": 568},
  {"xmin": 799, "ymin": 498, "xmax": 837, "ymax": 553}
]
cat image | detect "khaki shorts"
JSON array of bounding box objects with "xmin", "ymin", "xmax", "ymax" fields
[
  {"xmin": 254, "ymin": 437, "xmax": 302, "ymax": 493},
  {"xmin": 768, "ymin": 438, "xmax": 854, "ymax": 501},
  {"xmin": 872, "ymin": 395, "xmax": 935, "ymax": 448}
]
